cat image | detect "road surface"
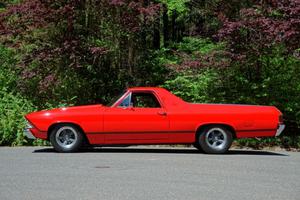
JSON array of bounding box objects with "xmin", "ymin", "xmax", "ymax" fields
[{"xmin": 0, "ymin": 147, "xmax": 299, "ymax": 200}]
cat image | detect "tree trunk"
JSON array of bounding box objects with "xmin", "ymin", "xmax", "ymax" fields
[
  {"xmin": 171, "ymin": 10, "xmax": 177, "ymax": 42},
  {"xmin": 162, "ymin": 4, "xmax": 169, "ymax": 47},
  {"xmin": 153, "ymin": 16, "xmax": 160, "ymax": 49}
]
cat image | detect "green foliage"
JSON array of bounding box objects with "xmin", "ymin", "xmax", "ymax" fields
[
  {"xmin": 236, "ymin": 136, "xmax": 300, "ymax": 149},
  {"xmin": 156, "ymin": 37, "xmax": 228, "ymax": 69},
  {"xmin": 0, "ymin": 91, "xmax": 36, "ymax": 146},
  {"xmin": 160, "ymin": 0, "xmax": 189, "ymax": 14},
  {"xmin": 0, "ymin": 0, "xmax": 21, "ymax": 10},
  {"xmin": 154, "ymin": 47, "xmax": 181, "ymax": 66},
  {"xmin": 0, "ymin": 45, "xmax": 18, "ymax": 91},
  {"xmin": 163, "ymin": 69, "xmax": 220, "ymax": 103},
  {"xmin": 0, "ymin": 45, "xmax": 37, "ymax": 146},
  {"xmin": 176, "ymin": 37, "xmax": 224, "ymax": 54},
  {"xmin": 160, "ymin": 37, "xmax": 228, "ymax": 103}
]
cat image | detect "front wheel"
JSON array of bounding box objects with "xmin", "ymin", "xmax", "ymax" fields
[
  {"xmin": 196, "ymin": 125, "xmax": 233, "ymax": 154},
  {"xmin": 49, "ymin": 124, "xmax": 83, "ymax": 153}
]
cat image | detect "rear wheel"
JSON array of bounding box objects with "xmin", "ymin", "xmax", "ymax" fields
[
  {"xmin": 196, "ymin": 125, "xmax": 233, "ymax": 154},
  {"xmin": 49, "ymin": 124, "xmax": 83, "ymax": 153},
  {"xmin": 193, "ymin": 143, "xmax": 203, "ymax": 152}
]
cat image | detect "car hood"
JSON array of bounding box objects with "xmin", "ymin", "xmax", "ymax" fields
[
  {"xmin": 24, "ymin": 104, "xmax": 106, "ymax": 131},
  {"xmin": 25, "ymin": 104, "xmax": 104, "ymax": 120}
]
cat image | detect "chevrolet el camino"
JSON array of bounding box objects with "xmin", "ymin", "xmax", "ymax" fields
[{"xmin": 24, "ymin": 87, "xmax": 285, "ymax": 153}]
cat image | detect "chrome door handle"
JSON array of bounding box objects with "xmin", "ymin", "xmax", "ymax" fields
[{"xmin": 157, "ymin": 111, "xmax": 167, "ymax": 116}]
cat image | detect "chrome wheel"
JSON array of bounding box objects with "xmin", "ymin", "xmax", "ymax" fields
[
  {"xmin": 197, "ymin": 125, "xmax": 233, "ymax": 154},
  {"xmin": 55, "ymin": 126, "xmax": 78, "ymax": 149},
  {"xmin": 205, "ymin": 127, "xmax": 227, "ymax": 151}
]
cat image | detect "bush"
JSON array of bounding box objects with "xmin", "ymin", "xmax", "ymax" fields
[
  {"xmin": 0, "ymin": 91, "xmax": 36, "ymax": 146},
  {"xmin": 0, "ymin": 45, "xmax": 38, "ymax": 146},
  {"xmin": 235, "ymin": 136, "xmax": 300, "ymax": 149},
  {"xmin": 0, "ymin": 45, "xmax": 18, "ymax": 92},
  {"xmin": 162, "ymin": 69, "xmax": 220, "ymax": 103}
]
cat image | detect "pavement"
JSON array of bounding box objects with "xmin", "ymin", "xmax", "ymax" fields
[{"xmin": 0, "ymin": 146, "xmax": 299, "ymax": 200}]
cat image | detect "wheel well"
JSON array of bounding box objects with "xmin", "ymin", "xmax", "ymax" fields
[
  {"xmin": 47, "ymin": 123, "xmax": 90, "ymax": 144},
  {"xmin": 195, "ymin": 123, "xmax": 236, "ymax": 140}
]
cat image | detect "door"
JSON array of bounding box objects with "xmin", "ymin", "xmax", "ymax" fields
[{"xmin": 103, "ymin": 91, "xmax": 169, "ymax": 144}]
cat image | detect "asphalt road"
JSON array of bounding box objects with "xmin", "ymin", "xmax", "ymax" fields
[{"xmin": 0, "ymin": 147, "xmax": 299, "ymax": 200}]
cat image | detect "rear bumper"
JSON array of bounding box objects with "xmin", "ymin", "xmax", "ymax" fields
[
  {"xmin": 24, "ymin": 129, "xmax": 36, "ymax": 139},
  {"xmin": 275, "ymin": 124, "xmax": 285, "ymax": 137}
]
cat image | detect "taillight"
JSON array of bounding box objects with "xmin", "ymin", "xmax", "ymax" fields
[{"xmin": 279, "ymin": 115, "xmax": 283, "ymax": 124}]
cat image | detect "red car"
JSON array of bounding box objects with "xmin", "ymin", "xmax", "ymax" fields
[{"xmin": 24, "ymin": 87, "xmax": 285, "ymax": 153}]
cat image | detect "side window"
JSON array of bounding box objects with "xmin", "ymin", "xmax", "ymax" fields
[
  {"xmin": 119, "ymin": 94, "xmax": 131, "ymax": 107},
  {"xmin": 131, "ymin": 92, "xmax": 161, "ymax": 108}
]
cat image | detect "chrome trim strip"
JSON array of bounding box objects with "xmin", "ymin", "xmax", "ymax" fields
[
  {"xmin": 86, "ymin": 130, "xmax": 195, "ymax": 134},
  {"xmin": 275, "ymin": 124, "xmax": 285, "ymax": 137},
  {"xmin": 237, "ymin": 129, "xmax": 276, "ymax": 132},
  {"xmin": 24, "ymin": 129, "xmax": 36, "ymax": 139}
]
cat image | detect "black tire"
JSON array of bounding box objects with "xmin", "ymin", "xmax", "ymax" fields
[
  {"xmin": 192, "ymin": 143, "xmax": 204, "ymax": 152},
  {"xmin": 196, "ymin": 125, "xmax": 233, "ymax": 154},
  {"xmin": 49, "ymin": 124, "xmax": 84, "ymax": 153}
]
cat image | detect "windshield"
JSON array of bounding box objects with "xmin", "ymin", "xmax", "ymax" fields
[{"xmin": 106, "ymin": 91, "xmax": 126, "ymax": 107}]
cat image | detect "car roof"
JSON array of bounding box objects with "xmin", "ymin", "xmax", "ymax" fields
[{"xmin": 127, "ymin": 87, "xmax": 186, "ymax": 107}]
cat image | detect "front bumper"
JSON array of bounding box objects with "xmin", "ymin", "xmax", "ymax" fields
[
  {"xmin": 275, "ymin": 124, "xmax": 285, "ymax": 137},
  {"xmin": 24, "ymin": 129, "xmax": 36, "ymax": 139}
]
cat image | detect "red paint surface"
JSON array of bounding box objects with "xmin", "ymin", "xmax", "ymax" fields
[
  {"xmin": 30, "ymin": 128, "xmax": 47, "ymax": 140},
  {"xmin": 25, "ymin": 87, "xmax": 283, "ymax": 145}
]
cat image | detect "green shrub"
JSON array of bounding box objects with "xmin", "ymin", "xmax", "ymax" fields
[
  {"xmin": 162, "ymin": 69, "xmax": 220, "ymax": 103},
  {"xmin": 0, "ymin": 45, "xmax": 38, "ymax": 146},
  {"xmin": 0, "ymin": 45, "xmax": 18, "ymax": 92},
  {"xmin": 0, "ymin": 91, "xmax": 36, "ymax": 146},
  {"xmin": 176, "ymin": 37, "xmax": 225, "ymax": 55},
  {"xmin": 235, "ymin": 136, "xmax": 300, "ymax": 149}
]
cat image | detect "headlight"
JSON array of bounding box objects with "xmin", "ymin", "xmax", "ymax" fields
[{"xmin": 25, "ymin": 119, "xmax": 33, "ymax": 129}]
